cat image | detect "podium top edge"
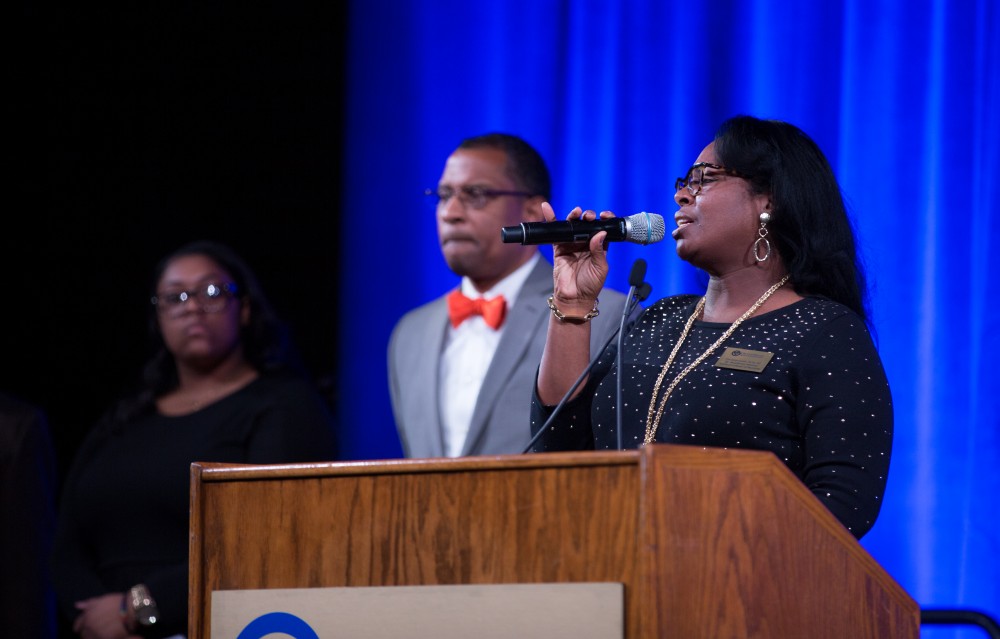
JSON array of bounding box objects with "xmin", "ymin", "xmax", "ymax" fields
[
  {"xmin": 189, "ymin": 444, "xmax": 788, "ymax": 482},
  {"xmin": 191, "ymin": 449, "xmax": 643, "ymax": 480}
]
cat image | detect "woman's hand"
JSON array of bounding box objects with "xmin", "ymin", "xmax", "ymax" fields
[
  {"xmin": 73, "ymin": 594, "xmax": 141, "ymax": 639},
  {"xmin": 536, "ymin": 202, "xmax": 614, "ymax": 405},
  {"xmin": 544, "ymin": 202, "xmax": 613, "ymax": 312}
]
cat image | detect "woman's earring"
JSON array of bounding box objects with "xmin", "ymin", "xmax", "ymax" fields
[{"xmin": 754, "ymin": 212, "xmax": 771, "ymax": 263}]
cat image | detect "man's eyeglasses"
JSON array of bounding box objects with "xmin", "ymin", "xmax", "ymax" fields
[
  {"xmin": 674, "ymin": 162, "xmax": 752, "ymax": 196},
  {"xmin": 151, "ymin": 282, "xmax": 239, "ymax": 318},
  {"xmin": 425, "ymin": 185, "xmax": 536, "ymax": 210}
]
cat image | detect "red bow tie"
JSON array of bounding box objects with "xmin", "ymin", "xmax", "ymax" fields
[{"xmin": 447, "ymin": 290, "xmax": 507, "ymax": 330}]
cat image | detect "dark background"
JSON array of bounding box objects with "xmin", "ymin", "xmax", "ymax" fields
[{"xmin": 7, "ymin": 6, "xmax": 349, "ymax": 486}]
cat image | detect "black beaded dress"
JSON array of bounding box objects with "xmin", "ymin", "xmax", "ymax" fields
[{"xmin": 531, "ymin": 295, "xmax": 893, "ymax": 539}]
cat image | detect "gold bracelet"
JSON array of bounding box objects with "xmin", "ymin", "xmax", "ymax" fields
[{"xmin": 547, "ymin": 295, "xmax": 599, "ymax": 324}]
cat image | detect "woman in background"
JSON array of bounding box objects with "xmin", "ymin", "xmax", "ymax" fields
[{"xmin": 52, "ymin": 240, "xmax": 337, "ymax": 639}]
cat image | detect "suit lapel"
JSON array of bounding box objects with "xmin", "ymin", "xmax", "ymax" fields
[
  {"xmin": 462, "ymin": 259, "xmax": 551, "ymax": 455},
  {"xmin": 415, "ymin": 296, "xmax": 450, "ymax": 457}
]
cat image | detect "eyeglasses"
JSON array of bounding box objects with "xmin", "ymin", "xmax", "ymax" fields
[
  {"xmin": 151, "ymin": 282, "xmax": 239, "ymax": 318},
  {"xmin": 674, "ymin": 162, "xmax": 752, "ymax": 196},
  {"xmin": 425, "ymin": 185, "xmax": 536, "ymax": 210}
]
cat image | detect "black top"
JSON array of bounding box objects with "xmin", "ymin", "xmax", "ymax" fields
[
  {"xmin": 531, "ymin": 295, "xmax": 893, "ymax": 539},
  {"xmin": 1, "ymin": 392, "xmax": 57, "ymax": 639},
  {"xmin": 51, "ymin": 375, "xmax": 337, "ymax": 638}
]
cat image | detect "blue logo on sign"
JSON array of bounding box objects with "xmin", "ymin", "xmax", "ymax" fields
[{"xmin": 236, "ymin": 611, "xmax": 320, "ymax": 639}]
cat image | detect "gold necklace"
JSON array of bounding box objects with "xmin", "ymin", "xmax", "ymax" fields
[{"xmin": 643, "ymin": 275, "xmax": 791, "ymax": 445}]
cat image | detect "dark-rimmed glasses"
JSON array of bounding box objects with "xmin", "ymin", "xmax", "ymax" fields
[
  {"xmin": 674, "ymin": 162, "xmax": 752, "ymax": 196},
  {"xmin": 425, "ymin": 185, "xmax": 536, "ymax": 210},
  {"xmin": 151, "ymin": 282, "xmax": 239, "ymax": 318}
]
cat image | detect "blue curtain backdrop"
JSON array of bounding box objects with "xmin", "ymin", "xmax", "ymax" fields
[{"xmin": 338, "ymin": 0, "xmax": 999, "ymax": 632}]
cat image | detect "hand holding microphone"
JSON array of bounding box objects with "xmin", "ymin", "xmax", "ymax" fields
[
  {"xmin": 512, "ymin": 204, "xmax": 663, "ymax": 321},
  {"xmin": 532, "ymin": 205, "xmax": 653, "ymax": 425},
  {"xmin": 534, "ymin": 205, "xmax": 620, "ymax": 313}
]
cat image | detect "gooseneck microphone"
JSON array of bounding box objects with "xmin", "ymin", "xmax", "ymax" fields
[
  {"xmin": 616, "ymin": 259, "xmax": 648, "ymax": 450},
  {"xmin": 501, "ymin": 212, "xmax": 666, "ymax": 246}
]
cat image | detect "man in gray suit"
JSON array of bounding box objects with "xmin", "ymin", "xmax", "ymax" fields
[{"xmin": 388, "ymin": 133, "xmax": 629, "ymax": 458}]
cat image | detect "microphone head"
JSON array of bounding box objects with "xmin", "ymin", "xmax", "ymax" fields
[
  {"xmin": 637, "ymin": 282, "xmax": 652, "ymax": 301},
  {"xmin": 622, "ymin": 212, "xmax": 666, "ymax": 245},
  {"xmin": 628, "ymin": 258, "xmax": 647, "ymax": 287}
]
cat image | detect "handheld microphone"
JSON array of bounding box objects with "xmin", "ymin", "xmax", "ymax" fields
[{"xmin": 501, "ymin": 212, "xmax": 666, "ymax": 246}]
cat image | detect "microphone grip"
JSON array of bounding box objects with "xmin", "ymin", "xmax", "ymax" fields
[{"xmin": 501, "ymin": 218, "xmax": 627, "ymax": 245}]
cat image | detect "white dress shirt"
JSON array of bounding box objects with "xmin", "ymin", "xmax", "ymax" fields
[{"xmin": 439, "ymin": 253, "xmax": 540, "ymax": 457}]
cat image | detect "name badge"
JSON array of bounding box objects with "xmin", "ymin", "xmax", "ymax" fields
[{"xmin": 714, "ymin": 347, "xmax": 773, "ymax": 373}]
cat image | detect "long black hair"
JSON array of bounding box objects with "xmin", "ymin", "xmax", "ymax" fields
[
  {"xmin": 714, "ymin": 115, "xmax": 869, "ymax": 323},
  {"xmin": 111, "ymin": 240, "xmax": 303, "ymax": 424}
]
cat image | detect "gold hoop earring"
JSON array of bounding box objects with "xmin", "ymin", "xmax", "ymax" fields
[{"xmin": 754, "ymin": 211, "xmax": 771, "ymax": 263}]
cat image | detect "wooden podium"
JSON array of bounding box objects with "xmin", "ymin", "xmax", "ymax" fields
[{"xmin": 188, "ymin": 444, "xmax": 918, "ymax": 638}]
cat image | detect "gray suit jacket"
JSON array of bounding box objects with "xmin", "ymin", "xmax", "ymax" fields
[{"xmin": 387, "ymin": 257, "xmax": 630, "ymax": 458}]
